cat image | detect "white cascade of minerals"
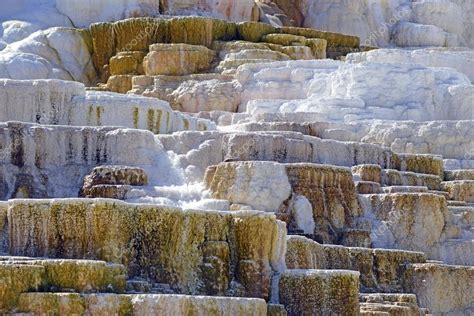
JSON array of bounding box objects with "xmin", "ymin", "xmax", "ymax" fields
[{"xmin": 0, "ymin": 1, "xmax": 472, "ymax": 315}]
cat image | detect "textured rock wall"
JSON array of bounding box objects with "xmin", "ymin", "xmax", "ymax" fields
[
  {"xmin": 206, "ymin": 161, "xmax": 292, "ymax": 212},
  {"xmin": 0, "ymin": 264, "xmax": 44, "ymax": 312},
  {"xmin": 403, "ymin": 263, "xmax": 474, "ymax": 315},
  {"xmin": 442, "ymin": 180, "xmax": 474, "ymax": 203},
  {"xmin": 363, "ymin": 193, "xmax": 449, "ymax": 259},
  {"xmin": 0, "ymin": 79, "xmax": 215, "ymax": 133},
  {"xmin": 159, "ymin": 130, "xmax": 443, "ymax": 184},
  {"xmin": 90, "ymin": 17, "xmax": 237, "ymax": 80},
  {"xmin": 89, "ymin": 17, "xmax": 359, "ymax": 82},
  {"xmin": 279, "ymin": 269, "xmax": 360, "ymax": 316},
  {"xmin": 0, "ymin": 122, "xmax": 166, "ymax": 199},
  {"xmin": 285, "ymin": 236, "xmax": 426, "ymax": 293},
  {"xmin": 285, "ymin": 163, "xmax": 362, "ymax": 243},
  {"xmin": 206, "ymin": 161, "xmax": 365, "ymax": 244},
  {"xmin": 0, "ymin": 258, "xmax": 126, "ymax": 311},
  {"xmin": 16, "ymin": 293, "xmax": 268, "ymax": 315},
  {"xmin": 7, "ymin": 199, "xmax": 287, "ymax": 299},
  {"xmin": 0, "ymin": 78, "xmax": 82, "ymax": 124},
  {"xmin": 0, "ymin": 202, "xmax": 7, "ymax": 252}
]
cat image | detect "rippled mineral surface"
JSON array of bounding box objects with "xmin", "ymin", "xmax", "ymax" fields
[{"xmin": 0, "ymin": 1, "xmax": 473, "ymax": 315}]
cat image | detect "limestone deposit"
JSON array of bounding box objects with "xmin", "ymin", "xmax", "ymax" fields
[{"xmin": 0, "ymin": 1, "xmax": 472, "ymax": 316}]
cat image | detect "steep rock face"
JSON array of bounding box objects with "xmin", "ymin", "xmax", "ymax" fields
[
  {"xmin": 159, "ymin": 130, "xmax": 444, "ymax": 185},
  {"xmin": 279, "ymin": 269, "xmax": 360, "ymax": 316},
  {"xmin": 0, "ymin": 257, "xmax": 127, "ymax": 313},
  {"xmin": 221, "ymin": 114, "xmax": 474, "ymax": 163},
  {"xmin": 0, "ymin": 202, "xmax": 7, "ymax": 252},
  {"xmin": 384, "ymin": 154, "xmax": 444, "ymax": 178},
  {"xmin": 381, "ymin": 169, "xmax": 441, "ymax": 191},
  {"xmin": 81, "ymin": 165, "xmax": 148, "ymax": 187},
  {"xmin": 0, "ymin": 264, "xmax": 44, "ymax": 312},
  {"xmin": 285, "ymin": 163, "xmax": 362, "ymax": 243},
  {"xmin": 89, "ymin": 17, "xmax": 356, "ymax": 84},
  {"xmin": 0, "ymin": 122, "xmax": 168, "ymax": 199},
  {"xmin": 144, "ymin": 44, "xmax": 216, "ymax": 76},
  {"xmin": 362, "ymin": 193, "xmax": 448, "ymax": 259},
  {"xmin": 80, "ymin": 165, "xmax": 148, "ymax": 198},
  {"xmin": 7, "ymin": 199, "xmax": 287, "ymax": 299},
  {"xmin": 205, "ymin": 161, "xmax": 364, "ymax": 243},
  {"xmin": 0, "ymin": 79, "xmax": 84, "ymax": 124},
  {"xmin": 109, "ymin": 51, "xmax": 146, "ymax": 76},
  {"xmin": 74, "ymin": 91, "xmax": 214, "ymax": 133},
  {"xmin": 205, "ymin": 161, "xmax": 292, "ymax": 212},
  {"xmin": 445, "ymin": 170, "xmax": 474, "ymax": 181},
  {"xmin": 352, "ymin": 164, "xmax": 382, "ymax": 184},
  {"xmin": 89, "ymin": 17, "xmax": 238, "ymax": 80},
  {"xmin": 281, "ymin": 26, "xmax": 359, "ymax": 50},
  {"xmin": 403, "ymin": 263, "xmax": 474, "ymax": 315},
  {"xmin": 442, "ymin": 180, "xmax": 474, "ymax": 203}
]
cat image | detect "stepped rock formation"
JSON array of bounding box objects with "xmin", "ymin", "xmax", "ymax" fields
[
  {"xmin": 0, "ymin": 1, "xmax": 472, "ymax": 315},
  {"xmin": 260, "ymin": 0, "xmax": 474, "ymax": 48}
]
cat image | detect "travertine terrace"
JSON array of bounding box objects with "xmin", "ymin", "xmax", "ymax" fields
[{"xmin": 0, "ymin": 0, "xmax": 473, "ymax": 315}]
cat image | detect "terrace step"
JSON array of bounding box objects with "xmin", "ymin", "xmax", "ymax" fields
[
  {"xmin": 403, "ymin": 263, "xmax": 474, "ymax": 315},
  {"xmin": 449, "ymin": 206, "xmax": 474, "ymax": 226},
  {"xmin": 382, "ymin": 186, "xmax": 428, "ymax": 193},
  {"xmin": 279, "ymin": 269, "xmax": 360, "ymax": 316},
  {"xmin": 441, "ymin": 180, "xmax": 474, "ymax": 202},
  {"xmin": 0, "ymin": 257, "xmax": 127, "ymax": 313},
  {"xmin": 80, "ymin": 165, "xmax": 148, "ymax": 199},
  {"xmin": 356, "ymin": 181, "xmax": 382, "ymax": 194},
  {"xmin": 360, "ymin": 293, "xmax": 429, "ymax": 315},
  {"xmin": 285, "ymin": 236, "xmax": 426, "ymax": 293},
  {"xmin": 438, "ymin": 239, "xmax": 474, "ymax": 266},
  {"xmin": 444, "ymin": 169, "xmax": 474, "ymax": 181},
  {"xmin": 381, "ymin": 169, "xmax": 441, "ymax": 191},
  {"xmin": 82, "ymin": 184, "xmax": 132, "ymax": 199},
  {"xmin": 338, "ymin": 228, "xmax": 372, "ymax": 248},
  {"xmin": 447, "ymin": 200, "xmax": 468, "ymax": 206},
  {"xmin": 14, "ymin": 293, "xmax": 267, "ymax": 315},
  {"xmin": 427, "ymin": 190, "xmax": 450, "ymax": 199}
]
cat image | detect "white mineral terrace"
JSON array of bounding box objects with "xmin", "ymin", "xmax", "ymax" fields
[{"xmin": 0, "ymin": 1, "xmax": 473, "ymax": 315}]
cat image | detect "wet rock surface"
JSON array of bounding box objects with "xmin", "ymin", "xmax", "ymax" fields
[{"xmin": 0, "ymin": 3, "xmax": 472, "ymax": 315}]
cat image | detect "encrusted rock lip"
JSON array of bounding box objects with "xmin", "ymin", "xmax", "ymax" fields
[
  {"xmin": 282, "ymin": 268, "xmax": 361, "ymax": 277},
  {"xmin": 6, "ymin": 197, "xmax": 280, "ymax": 217}
]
